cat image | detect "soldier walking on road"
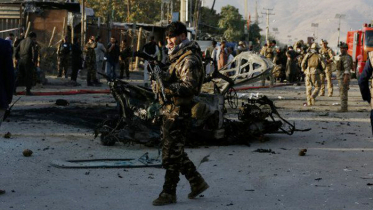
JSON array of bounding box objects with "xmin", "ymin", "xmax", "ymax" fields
[
  {"xmin": 301, "ymin": 43, "xmax": 326, "ymax": 106},
  {"xmin": 319, "ymin": 40, "xmax": 335, "ymax": 97},
  {"xmin": 336, "ymin": 42, "xmax": 352, "ymax": 112},
  {"xmin": 152, "ymin": 21, "xmax": 209, "ymax": 206}
]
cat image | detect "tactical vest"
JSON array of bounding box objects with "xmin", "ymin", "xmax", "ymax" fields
[{"xmin": 306, "ymin": 53, "xmax": 322, "ymax": 74}]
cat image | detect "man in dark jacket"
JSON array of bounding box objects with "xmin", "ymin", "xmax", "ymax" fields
[
  {"xmin": 71, "ymin": 37, "xmax": 82, "ymax": 84},
  {"xmin": 57, "ymin": 36, "xmax": 72, "ymax": 78},
  {"xmin": 14, "ymin": 32, "xmax": 37, "ymax": 95},
  {"xmin": 106, "ymin": 37, "xmax": 120, "ymax": 80},
  {"xmin": 0, "ymin": 38, "xmax": 15, "ymax": 195}
]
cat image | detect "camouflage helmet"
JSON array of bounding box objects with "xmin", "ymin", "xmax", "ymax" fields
[
  {"xmin": 310, "ymin": 43, "xmax": 318, "ymax": 49},
  {"xmin": 339, "ymin": 42, "xmax": 348, "ymax": 49}
]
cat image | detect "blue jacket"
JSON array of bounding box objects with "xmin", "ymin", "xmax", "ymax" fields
[
  {"xmin": 358, "ymin": 59, "xmax": 373, "ymax": 104},
  {"xmin": 0, "ymin": 38, "xmax": 15, "ymax": 109}
]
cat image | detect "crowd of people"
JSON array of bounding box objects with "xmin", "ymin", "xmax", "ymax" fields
[{"xmin": 202, "ymin": 38, "xmax": 353, "ymax": 111}]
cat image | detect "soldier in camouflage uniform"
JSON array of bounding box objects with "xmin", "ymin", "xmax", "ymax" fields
[
  {"xmin": 152, "ymin": 22, "xmax": 208, "ymax": 206},
  {"xmin": 119, "ymin": 39, "xmax": 132, "ymax": 79},
  {"xmin": 336, "ymin": 42, "xmax": 352, "ymax": 112},
  {"xmin": 84, "ymin": 36, "xmax": 97, "ymax": 86},
  {"xmin": 319, "ymin": 40, "xmax": 335, "ymax": 96},
  {"xmin": 260, "ymin": 40, "xmax": 276, "ymax": 86},
  {"xmin": 57, "ymin": 36, "xmax": 71, "ymax": 78},
  {"xmin": 301, "ymin": 43, "xmax": 326, "ymax": 106}
]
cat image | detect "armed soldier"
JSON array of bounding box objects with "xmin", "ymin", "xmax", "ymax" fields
[
  {"xmin": 152, "ymin": 21, "xmax": 208, "ymax": 206},
  {"xmin": 336, "ymin": 42, "xmax": 352, "ymax": 112},
  {"xmin": 319, "ymin": 40, "xmax": 335, "ymax": 96},
  {"xmin": 84, "ymin": 36, "xmax": 98, "ymax": 86},
  {"xmin": 57, "ymin": 36, "xmax": 72, "ymax": 78},
  {"xmin": 301, "ymin": 43, "xmax": 326, "ymax": 106}
]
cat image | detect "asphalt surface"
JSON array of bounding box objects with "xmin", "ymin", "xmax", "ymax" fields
[{"xmin": 1, "ymin": 75, "xmax": 373, "ymax": 210}]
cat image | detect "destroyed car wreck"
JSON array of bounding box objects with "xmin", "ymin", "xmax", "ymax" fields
[{"xmin": 95, "ymin": 52, "xmax": 307, "ymax": 147}]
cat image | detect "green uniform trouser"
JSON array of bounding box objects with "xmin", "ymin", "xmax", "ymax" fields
[
  {"xmin": 338, "ymin": 77, "xmax": 350, "ymax": 111},
  {"xmin": 86, "ymin": 61, "xmax": 97, "ymax": 83},
  {"xmin": 119, "ymin": 60, "xmax": 130, "ymax": 78},
  {"xmin": 305, "ymin": 74, "xmax": 321, "ymax": 105},
  {"xmin": 161, "ymin": 105, "xmax": 202, "ymax": 195},
  {"xmin": 58, "ymin": 55, "xmax": 69, "ymax": 78},
  {"xmin": 320, "ymin": 65, "xmax": 333, "ymax": 96}
]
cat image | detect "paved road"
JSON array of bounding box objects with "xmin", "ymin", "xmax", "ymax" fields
[{"xmin": 1, "ymin": 77, "xmax": 373, "ymax": 210}]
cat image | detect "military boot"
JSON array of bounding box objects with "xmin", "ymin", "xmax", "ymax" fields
[
  {"xmin": 153, "ymin": 170, "xmax": 179, "ymax": 206},
  {"xmin": 152, "ymin": 192, "xmax": 177, "ymax": 206},
  {"xmin": 188, "ymin": 176, "xmax": 209, "ymax": 199}
]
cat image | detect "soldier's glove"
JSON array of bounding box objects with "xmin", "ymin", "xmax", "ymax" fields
[{"xmin": 168, "ymin": 83, "xmax": 190, "ymax": 97}]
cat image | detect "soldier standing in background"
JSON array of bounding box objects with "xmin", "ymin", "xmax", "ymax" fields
[
  {"xmin": 336, "ymin": 42, "xmax": 352, "ymax": 112},
  {"xmin": 301, "ymin": 43, "xmax": 325, "ymax": 106},
  {"xmin": 319, "ymin": 40, "xmax": 335, "ymax": 97},
  {"xmin": 119, "ymin": 39, "xmax": 132, "ymax": 79},
  {"xmin": 57, "ymin": 36, "xmax": 72, "ymax": 78},
  {"xmin": 14, "ymin": 32, "xmax": 38, "ymax": 96},
  {"xmin": 85, "ymin": 36, "xmax": 98, "ymax": 86},
  {"xmin": 273, "ymin": 47, "xmax": 285, "ymax": 82}
]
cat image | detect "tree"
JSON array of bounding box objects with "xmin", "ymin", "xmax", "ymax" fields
[
  {"xmin": 199, "ymin": 6, "xmax": 220, "ymax": 34},
  {"xmin": 84, "ymin": 0, "xmax": 164, "ymax": 24},
  {"xmin": 218, "ymin": 5, "xmax": 245, "ymax": 42},
  {"xmin": 248, "ymin": 23, "xmax": 261, "ymax": 44}
]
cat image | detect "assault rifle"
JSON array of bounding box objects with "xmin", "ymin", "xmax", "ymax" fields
[{"xmin": 135, "ymin": 51, "xmax": 169, "ymax": 103}]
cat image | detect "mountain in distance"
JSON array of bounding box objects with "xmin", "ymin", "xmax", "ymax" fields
[{"xmin": 204, "ymin": 0, "xmax": 373, "ymax": 48}]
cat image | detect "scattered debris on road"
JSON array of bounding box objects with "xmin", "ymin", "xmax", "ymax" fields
[
  {"xmin": 23, "ymin": 149, "xmax": 33, "ymax": 157},
  {"xmin": 3, "ymin": 132, "xmax": 11, "ymax": 139},
  {"xmin": 299, "ymin": 149, "xmax": 307, "ymax": 156}
]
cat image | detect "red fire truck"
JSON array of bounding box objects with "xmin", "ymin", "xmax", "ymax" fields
[{"xmin": 346, "ymin": 23, "xmax": 373, "ymax": 78}]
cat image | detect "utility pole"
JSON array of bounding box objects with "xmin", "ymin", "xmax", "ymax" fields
[
  {"xmin": 254, "ymin": 1, "xmax": 259, "ymax": 24},
  {"xmin": 244, "ymin": 0, "xmax": 248, "ymax": 23},
  {"xmin": 180, "ymin": 0, "xmax": 186, "ymax": 23},
  {"xmin": 261, "ymin": 8, "xmax": 275, "ymax": 44},
  {"xmin": 311, "ymin": 23, "xmax": 319, "ymax": 42},
  {"xmin": 335, "ymin": 14, "xmax": 346, "ymax": 47}
]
